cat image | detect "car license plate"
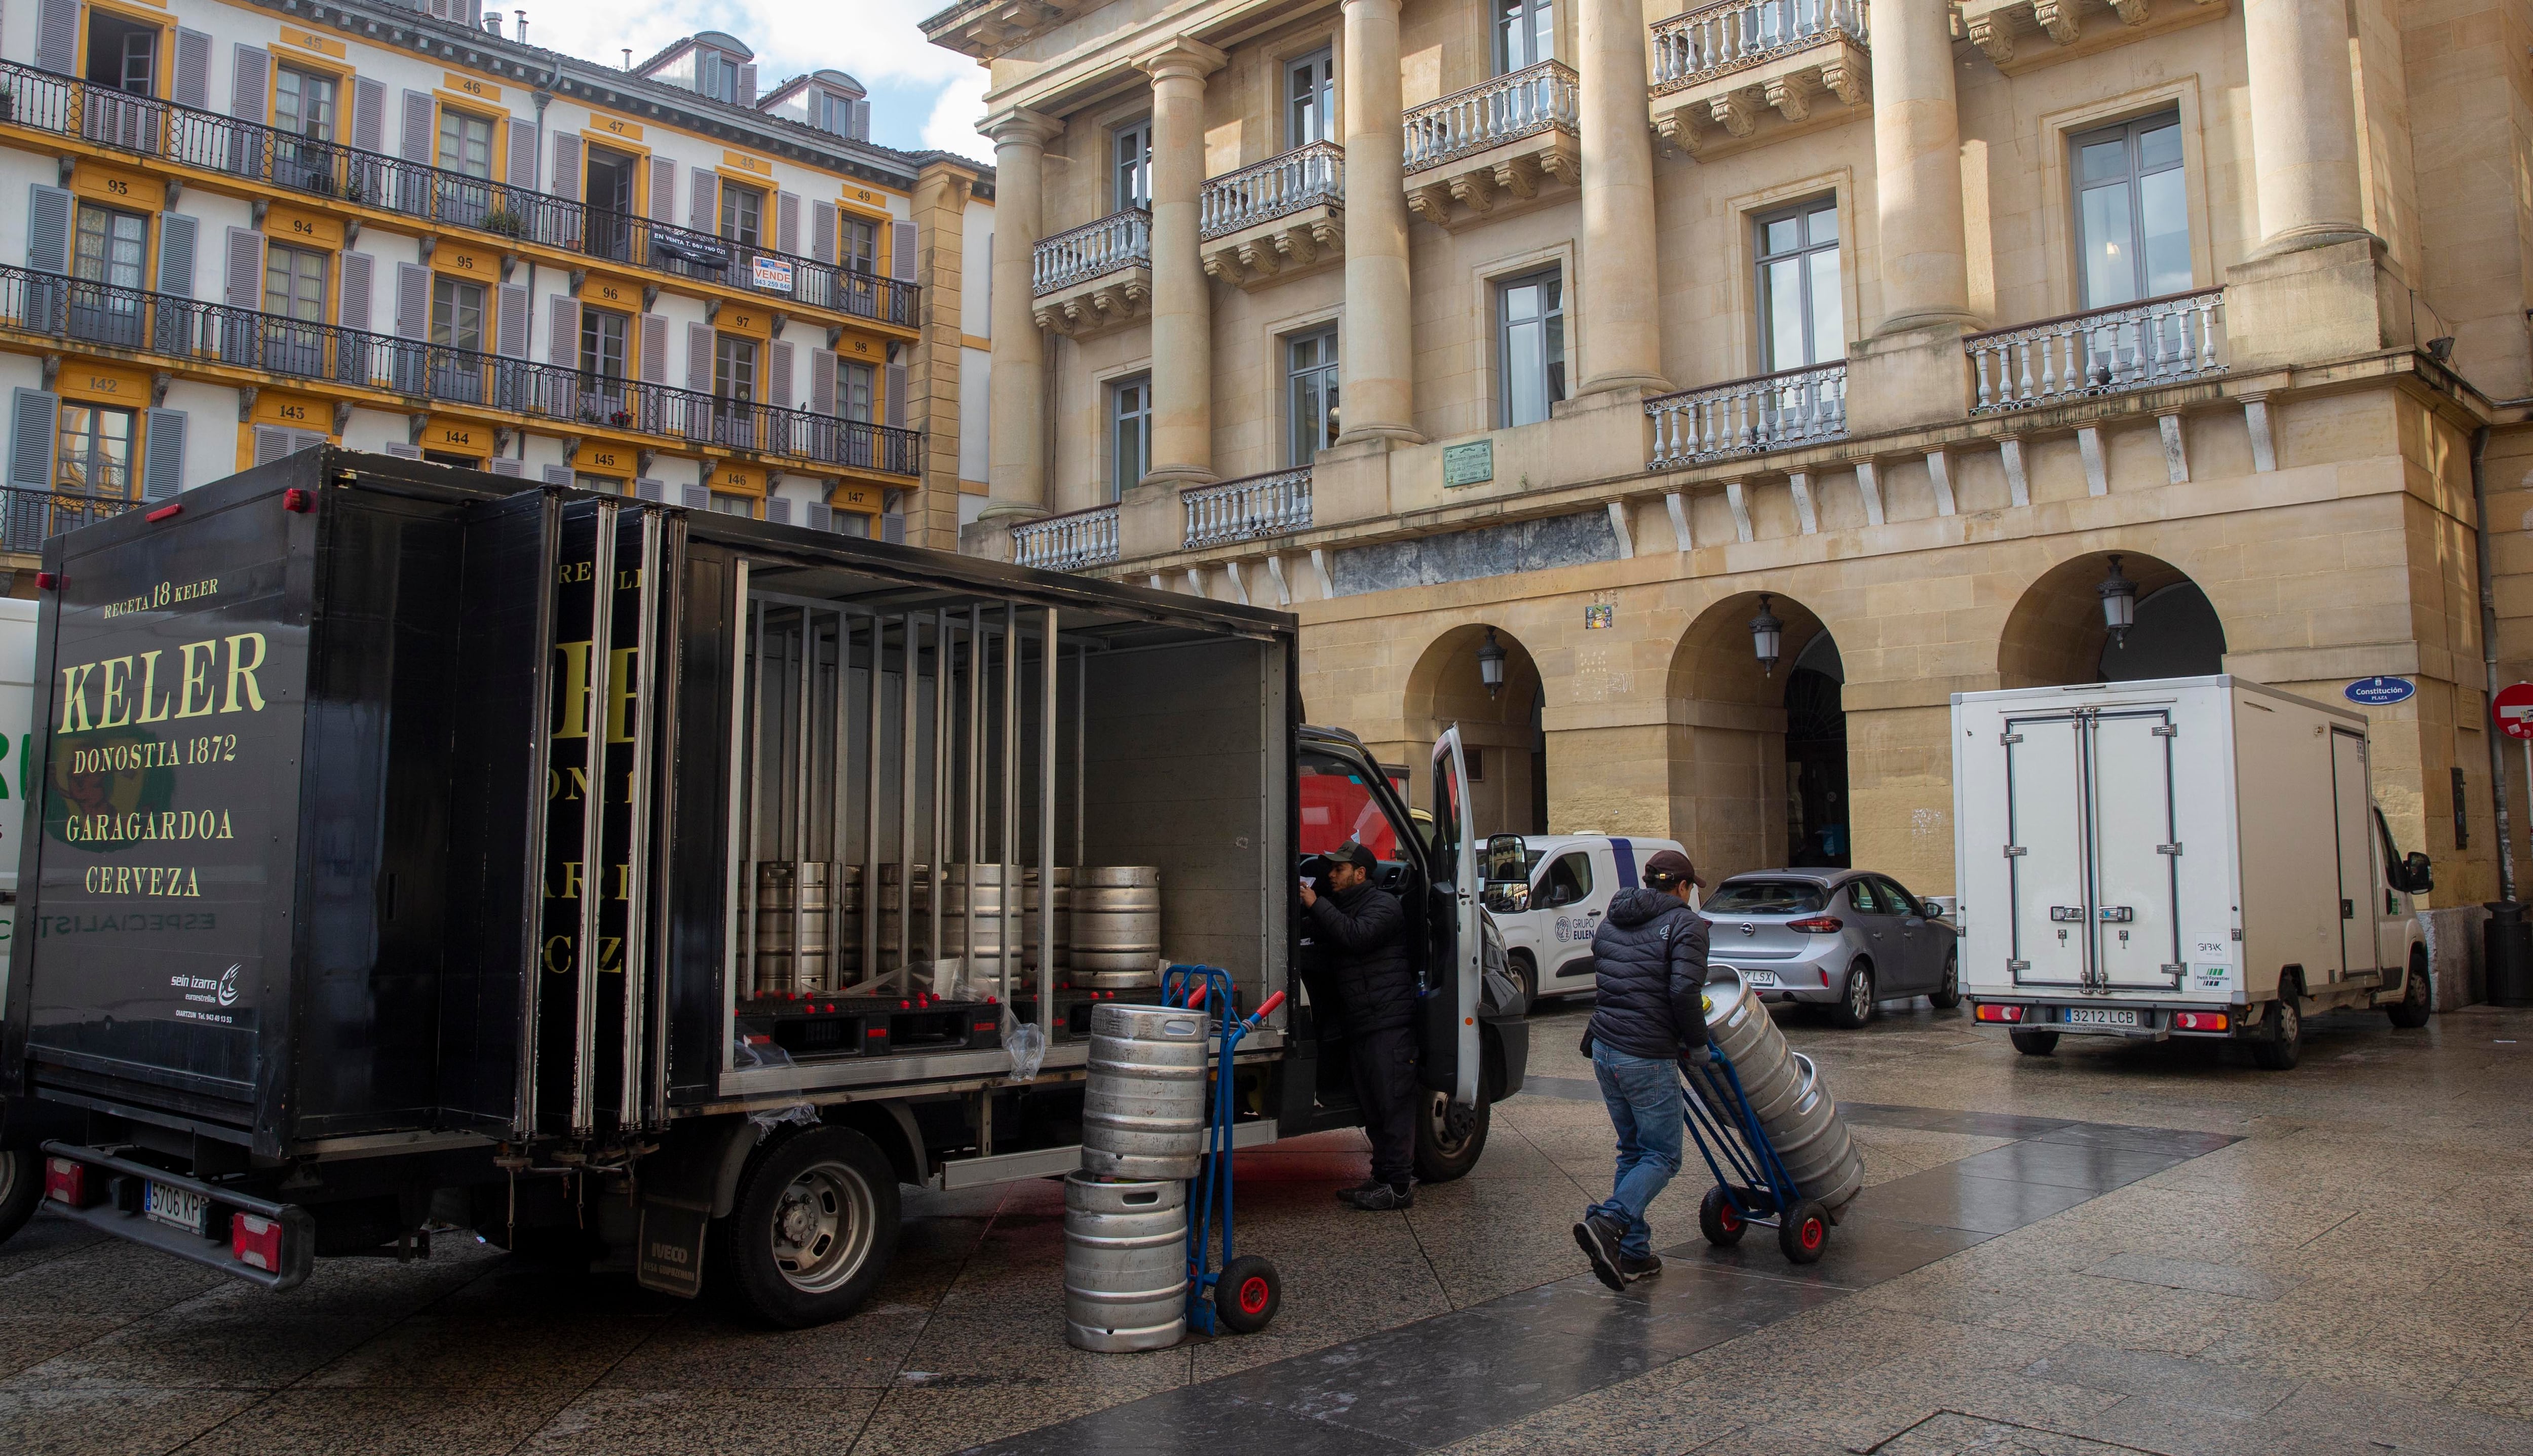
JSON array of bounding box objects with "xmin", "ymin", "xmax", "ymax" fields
[
  {"xmin": 1741, "ymin": 970, "xmax": 1779, "ymax": 987},
  {"xmin": 144, "ymin": 1181, "xmax": 208, "ymax": 1236},
  {"xmin": 2062, "ymin": 1007, "xmax": 2139, "ymax": 1028}
]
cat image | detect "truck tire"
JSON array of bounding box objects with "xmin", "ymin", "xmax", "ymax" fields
[
  {"xmin": 1412, "ymin": 1088, "xmax": 1490, "ymax": 1183},
  {"xmin": 2387, "ymin": 948, "xmax": 2432, "ymax": 1029},
  {"xmin": 0, "ymin": 1148, "xmax": 37, "ymax": 1245},
  {"xmin": 713, "ymin": 1125, "xmax": 900, "ymax": 1329},
  {"xmin": 2251, "ymin": 981, "xmax": 2303, "ymax": 1071},
  {"xmin": 1829, "ymin": 961, "xmax": 1875, "ymax": 1029},
  {"xmin": 1929, "ymin": 948, "xmax": 1962, "ymax": 1010},
  {"xmin": 2009, "ymin": 1029, "xmax": 2059, "ymax": 1057}
]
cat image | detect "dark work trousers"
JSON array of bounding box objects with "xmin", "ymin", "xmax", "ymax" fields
[{"xmin": 1351, "ymin": 1024, "xmax": 1420, "ymax": 1187}]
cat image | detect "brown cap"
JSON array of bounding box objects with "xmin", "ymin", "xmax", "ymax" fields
[{"xmin": 1643, "ymin": 849, "xmax": 1703, "ymax": 889}]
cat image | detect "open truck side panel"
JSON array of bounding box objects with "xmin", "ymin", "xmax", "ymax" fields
[
  {"xmin": 1, "ymin": 450, "xmax": 1521, "ymax": 1316},
  {"xmin": 1951, "ymin": 675, "xmax": 2429, "ymax": 1064}
]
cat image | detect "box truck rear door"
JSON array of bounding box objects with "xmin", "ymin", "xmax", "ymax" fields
[
  {"xmin": 2089, "ymin": 710, "xmax": 2184, "ymax": 992},
  {"xmin": 2004, "ymin": 714, "xmax": 2091, "ymax": 988},
  {"xmin": 2329, "ymin": 729, "xmax": 2373, "ymax": 979}
]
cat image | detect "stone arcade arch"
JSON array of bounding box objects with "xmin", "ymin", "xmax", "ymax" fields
[
  {"xmin": 1402, "ymin": 623, "xmax": 1547, "ymax": 836},
  {"xmin": 1665, "ymin": 593, "xmax": 1843, "ymax": 882},
  {"xmin": 1998, "ymin": 551, "xmax": 2226, "ymax": 689}
]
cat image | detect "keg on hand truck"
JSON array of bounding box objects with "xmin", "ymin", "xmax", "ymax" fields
[{"xmin": 1162, "ymin": 964, "xmax": 1285, "ymax": 1336}]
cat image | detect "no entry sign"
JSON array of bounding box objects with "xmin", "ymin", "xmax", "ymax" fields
[{"xmin": 2495, "ymin": 682, "xmax": 2533, "ymax": 741}]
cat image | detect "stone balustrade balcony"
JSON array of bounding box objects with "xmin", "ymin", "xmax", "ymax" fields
[
  {"xmin": 1966, "ymin": 289, "xmax": 2226, "ymax": 414},
  {"xmin": 1183, "ymin": 467, "xmax": 1314, "ymax": 549},
  {"xmin": 1200, "ymin": 143, "xmax": 1345, "ymax": 290},
  {"xmin": 1402, "ymin": 61, "xmax": 1580, "ymax": 228},
  {"xmin": 1030, "ymin": 209, "xmax": 1151, "ymax": 338},
  {"xmin": 1649, "ymin": 0, "xmax": 1870, "ymax": 160},
  {"xmin": 1012, "ymin": 503, "xmax": 1120, "ymax": 571},
  {"xmin": 1646, "ymin": 360, "xmax": 1850, "ymax": 469}
]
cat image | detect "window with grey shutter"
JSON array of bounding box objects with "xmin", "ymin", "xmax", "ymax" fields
[
  {"xmin": 738, "ymin": 64, "xmax": 758, "ymax": 105},
  {"xmin": 232, "ymin": 45, "xmax": 270, "ymax": 122},
  {"xmin": 174, "ymin": 29, "xmax": 212, "ymax": 108},
  {"xmin": 640, "ymin": 314, "xmax": 668, "ymax": 383},
  {"xmin": 812, "ymin": 350, "xmax": 835, "ymax": 416},
  {"xmin": 891, "ymin": 222, "xmax": 917, "ymax": 281},
  {"xmin": 9, "ymin": 389, "xmax": 60, "ymax": 491},
  {"xmin": 680, "ymin": 486, "xmax": 709, "ymax": 509},
  {"xmin": 339, "ymin": 251, "xmax": 372, "ymax": 332},
  {"xmin": 401, "ymin": 91, "xmax": 435, "ymax": 162},
  {"xmin": 808, "ymin": 503, "xmax": 833, "ymax": 531},
  {"xmin": 542, "ymin": 464, "xmax": 575, "ymax": 485},
  {"xmin": 141, "ymin": 408, "xmax": 187, "ymax": 500},
  {"xmin": 383, "ymin": 442, "xmax": 423, "ymax": 459},
  {"xmin": 224, "ymin": 227, "xmax": 263, "ymax": 309},
  {"xmin": 812, "ymin": 206, "xmax": 835, "ymax": 265},
  {"xmin": 634, "ymin": 479, "xmax": 664, "ymax": 501},
  {"xmin": 552, "ymin": 133, "xmax": 580, "ymax": 201},
  {"xmin": 26, "ymin": 185, "xmax": 71, "ymax": 274},
  {"xmin": 767, "ymin": 340, "xmax": 793, "ymax": 410},
  {"xmin": 686, "ymin": 322, "xmax": 712, "ymax": 392},
  {"xmin": 253, "ymin": 425, "xmax": 293, "ymax": 466},
  {"xmin": 764, "ymin": 497, "xmax": 790, "ymax": 525},
  {"xmin": 353, "ymin": 79, "xmax": 386, "ymax": 153},
  {"xmin": 649, "ymin": 158, "xmax": 676, "ymax": 222},
  {"xmin": 34, "ymin": 0, "xmax": 76, "ymax": 74},
  {"xmin": 157, "ymin": 214, "xmax": 199, "ymax": 297},
  {"xmin": 395, "ymin": 262, "xmax": 429, "ymax": 338},
  {"xmin": 489, "ymin": 457, "xmax": 524, "ymax": 477},
  {"xmin": 777, "ymin": 193, "xmax": 800, "ymax": 256},
  {"xmin": 507, "ymin": 121, "xmax": 537, "ymax": 190},
  {"xmin": 549, "ymin": 295, "xmax": 579, "ymax": 366},
  {"xmin": 688, "ymin": 168, "xmax": 717, "ymax": 234},
  {"xmin": 496, "ymin": 283, "xmax": 529, "ymax": 357},
  {"xmin": 886, "ymin": 362, "xmax": 907, "ymax": 429}
]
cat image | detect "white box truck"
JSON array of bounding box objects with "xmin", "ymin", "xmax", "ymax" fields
[{"xmin": 1951, "ymin": 676, "xmax": 2436, "ymax": 1069}]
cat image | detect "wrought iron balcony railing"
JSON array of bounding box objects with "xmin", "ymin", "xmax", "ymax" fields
[
  {"xmin": 1651, "ymin": 0, "xmax": 1870, "ymax": 93},
  {"xmin": 0, "ymin": 61, "xmax": 914, "ymax": 327},
  {"xmin": 1645, "ymin": 360, "xmax": 1848, "ymax": 468},
  {"xmin": 0, "ymin": 263, "xmax": 920, "ymax": 477},
  {"xmin": 1183, "ymin": 467, "xmax": 1312, "ymax": 549},
  {"xmin": 0, "ymin": 481, "xmax": 142, "ymax": 556},
  {"xmin": 1012, "ymin": 504, "xmax": 1119, "ymax": 570},
  {"xmin": 1402, "ymin": 61, "xmax": 1580, "ymax": 174},
  {"xmin": 1966, "ymin": 288, "xmax": 2225, "ymax": 414},
  {"xmin": 1200, "ymin": 143, "xmax": 1344, "ymax": 240},
  {"xmin": 1032, "ymin": 210, "xmax": 1151, "ymax": 296}
]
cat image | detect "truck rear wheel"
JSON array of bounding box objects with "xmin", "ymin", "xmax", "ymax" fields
[
  {"xmin": 714, "ymin": 1125, "xmax": 900, "ymax": 1328},
  {"xmin": 0, "ymin": 1148, "xmax": 37, "ymax": 1245},
  {"xmin": 2387, "ymin": 949, "xmax": 2432, "ymax": 1029},
  {"xmin": 2250, "ymin": 982, "xmax": 2303, "ymax": 1071},
  {"xmin": 1412, "ymin": 1089, "xmax": 1490, "ymax": 1183},
  {"xmin": 2008, "ymin": 1029, "xmax": 2059, "ymax": 1057}
]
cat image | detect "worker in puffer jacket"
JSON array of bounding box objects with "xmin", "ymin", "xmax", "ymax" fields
[
  {"xmin": 1300, "ymin": 840, "xmax": 1420, "ymax": 1209},
  {"xmin": 1572, "ymin": 848, "xmax": 1711, "ymax": 1290}
]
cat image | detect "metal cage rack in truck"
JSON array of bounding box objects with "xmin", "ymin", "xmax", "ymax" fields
[{"xmin": 0, "ymin": 449, "xmax": 1524, "ymax": 1326}]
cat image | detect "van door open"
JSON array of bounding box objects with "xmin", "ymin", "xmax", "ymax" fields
[{"xmin": 1429, "ymin": 727, "xmax": 1481, "ymax": 1107}]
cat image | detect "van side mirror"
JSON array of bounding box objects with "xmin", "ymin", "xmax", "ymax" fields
[{"xmin": 2401, "ymin": 852, "xmax": 2433, "ymax": 894}]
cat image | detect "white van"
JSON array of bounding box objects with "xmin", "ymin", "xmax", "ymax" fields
[
  {"xmin": 1951, "ymin": 676, "xmax": 2434, "ymax": 1069},
  {"xmin": 1481, "ymin": 833, "xmax": 1688, "ymax": 1005}
]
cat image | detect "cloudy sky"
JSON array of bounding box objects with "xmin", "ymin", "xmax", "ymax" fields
[{"xmin": 523, "ymin": 0, "xmax": 991, "ymax": 161}]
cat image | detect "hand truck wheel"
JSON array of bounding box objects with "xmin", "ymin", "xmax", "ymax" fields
[
  {"xmin": 1778, "ymin": 1198, "xmax": 1830, "ymax": 1265},
  {"xmin": 1213, "ymin": 1254, "xmax": 1281, "ymax": 1334},
  {"xmin": 1698, "ymin": 1185, "xmax": 1748, "ymax": 1247}
]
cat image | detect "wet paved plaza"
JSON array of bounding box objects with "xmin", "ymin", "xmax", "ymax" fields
[{"xmin": 5, "ymin": 997, "xmax": 2528, "ymax": 1455}]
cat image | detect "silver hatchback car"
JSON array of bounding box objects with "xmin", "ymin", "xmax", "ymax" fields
[{"xmin": 1700, "ymin": 870, "xmax": 1962, "ymax": 1027}]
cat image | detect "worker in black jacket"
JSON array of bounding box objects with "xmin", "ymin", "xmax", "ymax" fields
[
  {"xmin": 1572, "ymin": 849, "xmax": 1711, "ymax": 1290},
  {"xmin": 1300, "ymin": 840, "xmax": 1419, "ymax": 1209}
]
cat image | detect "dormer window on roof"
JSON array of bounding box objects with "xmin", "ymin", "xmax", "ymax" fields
[{"xmin": 637, "ymin": 31, "xmax": 758, "ymax": 108}]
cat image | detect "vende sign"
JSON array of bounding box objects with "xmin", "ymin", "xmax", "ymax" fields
[{"xmin": 2494, "ymin": 682, "xmax": 2533, "ymax": 741}]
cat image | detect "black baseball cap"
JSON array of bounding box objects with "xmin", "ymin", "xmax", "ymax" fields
[
  {"xmin": 1643, "ymin": 849, "xmax": 1703, "ymax": 889},
  {"xmin": 1333, "ymin": 840, "xmax": 1377, "ymax": 871}
]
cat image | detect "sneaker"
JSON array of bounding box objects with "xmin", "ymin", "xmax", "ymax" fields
[
  {"xmin": 1620, "ymin": 1252, "xmax": 1663, "ymax": 1283},
  {"xmin": 1573, "ymin": 1215, "xmax": 1626, "ymax": 1291},
  {"xmin": 1332, "ymin": 1178, "xmax": 1383, "ymax": 1205},
  {"xmin": 1342, "ymin": 1181, "xmax": 1414, "ymax": 1210}
]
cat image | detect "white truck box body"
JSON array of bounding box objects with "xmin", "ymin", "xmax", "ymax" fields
[{"xmin": 1951, "ymin": 676, "xmax": 2422, "ymax": 1032}]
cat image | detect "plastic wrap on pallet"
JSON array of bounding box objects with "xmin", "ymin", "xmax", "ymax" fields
[{"xmin": 1005, "ymin": 1017, "xmax": 1047, "ymax": 1082}]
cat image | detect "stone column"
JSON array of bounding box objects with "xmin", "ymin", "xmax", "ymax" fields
[
  {"xmin": 1575, "ymin": 0, "xmax": 1668, "ymax": 395},
  {"xmin": 1136, "ymin": 38, "xmax": 1227, "ymax": 486},
  {"xmin": 1866, "ymin": 0, "xmax": 1974, "ymax": 336},
  {"xmin": 982, "ymin": 108, "xmax": 1062, "ymax": 519},
  {"xmin": 1335, "ymin": 0, "xmax": 1419, "ymax": 445},
  {"xmin": 2242, "ymin": 0, "xmax": 2367, "ymax": 255}
]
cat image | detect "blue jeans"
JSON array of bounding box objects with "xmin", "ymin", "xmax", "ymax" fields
[{"xmin": 1586, "ymin": 1043, "xmax": 1685, "ymax": 1261}]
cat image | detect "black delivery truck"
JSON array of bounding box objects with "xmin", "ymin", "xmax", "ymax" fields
[{"xmin": 0, "ymin": 450, "xmax": 1525, "ymax": 1325}]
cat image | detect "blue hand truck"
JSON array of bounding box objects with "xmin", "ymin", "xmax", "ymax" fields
[
  {"xmin": 1162, "ymin": 965, "xmax": 1287, "ymax": 1335},
  {"xmin": 1679, "ymin": 1046, "xmax": 1832, "ymax": 1265}
]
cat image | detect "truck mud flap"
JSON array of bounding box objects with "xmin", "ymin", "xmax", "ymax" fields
[
  {"xmin": 36, "ymin": 1142, "xmax": 313, "ymax": 1290},
  {"xmin": 635, "ymin": 1198, "xmax": 709, "ymax": 1298}
]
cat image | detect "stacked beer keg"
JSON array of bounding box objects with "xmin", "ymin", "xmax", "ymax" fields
[
  {"xmin": 1698, "ymin": 968, "xmax": 1865, "ymax": 1215},
  {"xmin": 1062, "ymin": 999, "xmax": 1207, "ymax": 1352}
]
